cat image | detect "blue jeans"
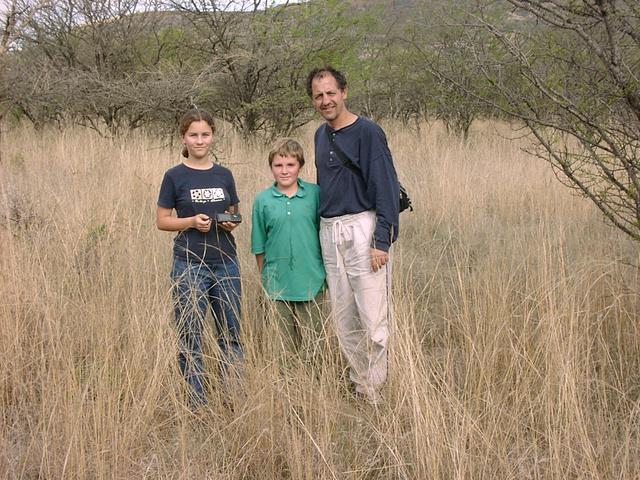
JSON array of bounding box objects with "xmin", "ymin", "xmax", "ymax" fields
[{"xmin": 171, "ymin": 256, "xmax": 243, "ymax": 405}]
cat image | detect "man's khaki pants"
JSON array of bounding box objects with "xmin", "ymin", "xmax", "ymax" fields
[{"xmin": 320, "ymin": 210, "xmax": 391, "ymax": 400}]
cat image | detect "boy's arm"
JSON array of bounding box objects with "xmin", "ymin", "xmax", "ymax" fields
[
  {"xmin": 251, "ymin": 195, "xmax": 266, "ymax": 273},
  {"xmin": 255, "ymin": 253, "xmax": 264, "ymax": 273}
]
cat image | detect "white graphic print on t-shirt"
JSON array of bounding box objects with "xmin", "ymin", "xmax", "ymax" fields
[{"xmin": 190, "ymin": 188, "xmax": 225, "ymax": 203}]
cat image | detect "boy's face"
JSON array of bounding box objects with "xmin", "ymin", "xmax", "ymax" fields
[{"xmin": 271, "ymin": 154, "xmax": 302, "ymax": 191}]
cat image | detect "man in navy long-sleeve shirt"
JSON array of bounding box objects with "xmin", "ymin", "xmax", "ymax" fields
[{"xmin": 306, "ymin": 66, "xmax": 400, "ymax": 405}]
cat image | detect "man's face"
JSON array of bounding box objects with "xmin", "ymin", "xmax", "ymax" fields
[{"xmin": 310, "ymin": 74, "xmax": 348, "ymax": 124}]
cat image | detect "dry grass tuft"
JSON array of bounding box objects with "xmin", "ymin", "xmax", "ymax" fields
[{"xmin": 1, "ymin": 121, "xmax": 639, "ymax": 479}]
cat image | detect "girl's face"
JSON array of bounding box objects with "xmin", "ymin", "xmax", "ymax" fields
[{"xmin": 182, "ymin": 120, "xmax": 214, "ymax": 160}]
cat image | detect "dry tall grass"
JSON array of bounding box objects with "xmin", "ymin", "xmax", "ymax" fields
[{"xmin": 1, "ymin": 121, "xmax": 639, "ymax": 479}]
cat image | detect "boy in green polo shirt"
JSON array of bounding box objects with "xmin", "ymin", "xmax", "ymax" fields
[{"xmin": 251, "ymin": 138, "xmax": 326, "ymax": 356}]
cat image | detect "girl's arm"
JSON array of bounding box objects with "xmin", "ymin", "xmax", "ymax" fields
[{"xmin": 156, "ymin": 206, "xmax": 211, "ymax": 232}]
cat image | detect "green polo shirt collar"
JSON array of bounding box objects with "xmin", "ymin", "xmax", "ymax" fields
[{"xmin": 269, "ymin": 179, "xmax": 307, "ymax": 198}]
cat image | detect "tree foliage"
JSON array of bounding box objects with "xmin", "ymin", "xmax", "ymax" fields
[
  {"xmin": 165, "ymin": 0, "xmax": 364, "ymax": 139},
  {"xmin": 403, "ymin": 3, "xmax": 493, "ymax": 139},
  {"xmin": 464, "ymin": 0, "xmax": 640, "ymax": 240},
  {"xmin": 360, "ymin": 1, "xmax": 508, "ymax": 139},
  {"xmin": 352, "ymin": 14, "xmax": 431, "ymax": 127},
  {"xmin": 1, "ymin": 0, "xmax": 47, "ymax": 158},
  {"xmin": 1, "ymin": 0, "xmax": 366, "ymax": 138},
  {"xmin": 0, "ymin": 0, "xmax": 201, "ymax": 134}
]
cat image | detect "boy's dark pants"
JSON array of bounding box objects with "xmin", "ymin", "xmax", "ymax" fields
[{"xmin": 273, "ymin": 292, "xmax": 325, "ymax": 361}]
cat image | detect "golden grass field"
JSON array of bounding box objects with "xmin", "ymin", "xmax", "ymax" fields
[{"xmin": 1, "ymin": 120, "xmax": 639, "ymax": 479}]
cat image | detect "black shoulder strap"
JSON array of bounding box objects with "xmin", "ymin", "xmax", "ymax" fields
[{"xmin": 325, "ymin": 125, "xmax": 361, "ymax": 175}]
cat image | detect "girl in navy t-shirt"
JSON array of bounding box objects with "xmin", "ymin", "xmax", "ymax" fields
[{"xmin": 157, "ymin": 109, "xmax": 243, "ymax": 407}]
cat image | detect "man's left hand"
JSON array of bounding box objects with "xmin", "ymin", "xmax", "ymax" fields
[{"xmin": 371, "ymin": 248, "xmax": 389, "ymax": 272}]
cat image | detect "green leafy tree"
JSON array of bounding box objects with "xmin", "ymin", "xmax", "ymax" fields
[
  {"xmin": 1, "ymin": 0, "xmax": 197, "ymax": 135},
  {"xmin": 1, "ymin": 0, "xmax": 48, "ymax": 156},
  {"xmin": 343, "ymin": 3, "xmax": 428, "ymax": 127},
  {"xmin": 357, "ymin": 40, "xmax": 431, "ymax": 128},
  {"xmin": 166, "ymin": 0, "xmax": 366, "ymax": 139},
  {"xmin": 399, "ymin": 1, "xmax": 507, "ymax": 140}
]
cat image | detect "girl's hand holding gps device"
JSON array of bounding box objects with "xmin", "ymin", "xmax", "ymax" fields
[{"xmin": 216, "ymin": 212, "xmax": 242, "ymax": 223}]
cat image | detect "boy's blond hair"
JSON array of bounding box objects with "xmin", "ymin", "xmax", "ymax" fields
[{"xmin": 268, "ymin": 138, "xmax": 305, "ymax": 167}]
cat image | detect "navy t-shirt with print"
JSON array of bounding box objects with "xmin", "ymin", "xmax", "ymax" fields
[{"xmin": 157, "ymin": 163, "xmax": 240, "ymax": 265}]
